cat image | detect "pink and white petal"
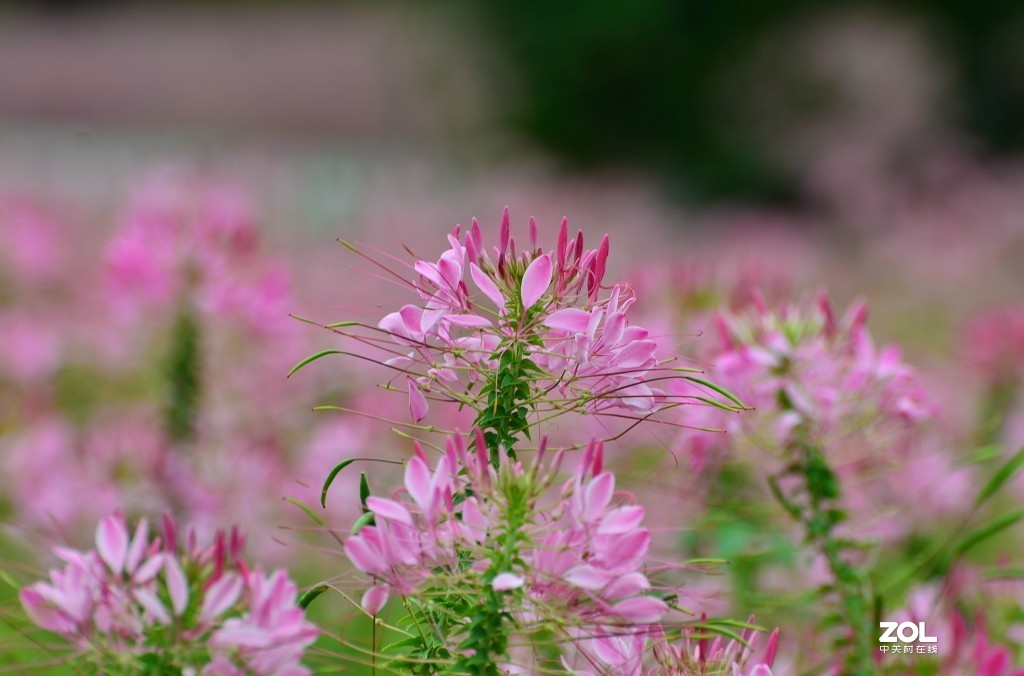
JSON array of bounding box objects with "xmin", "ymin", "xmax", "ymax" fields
[
  {"xmin": 20, "ymin": 588, "xmax": 76, "ymax": 634},
  {"xmin": 134, "ymin": 588, "xmax": 172, "ymax": 625},
  {"xmin": 602, "ymin": 572, "xmax": 650, "ymax": 600},
  {"xmin": 201, "ymin": 573, "xmax": 244, "ymax": 623},
  {"xmin": 365, "ymin": 497, "xmax": 414, "ymax": 526},
  {"xmin": 165, "ymin": 557, "xmax": 190, "ymax": 616},
  {"xmin": 343, "ymin": 536, "xmax": 387, "ymax": 574},
  {"xmin": 446, "ymin": 314, "xmax": 492, "ymax": 328},
  {"xmin": 470, "ymin": 263, "xmax": 506, "ymax": 311},
  {"xmin": 491, "ymin": 573, "xmax": 525, "ymax": 591},
  {"xmin": 610, "ymin": 596, "xmax": 668, "ymax": 623},
  {"xmin": 134, "ymin": 554, "xmax": 166, "ymax": 584},
  {"xmin": 521, "ymin": 254, "xmax": 552, "ymax": 309},
  {"xmin": 543, "ymin": 308, "xmax": 592, "ymax": 333},
  {"xmin": 361, "ymin": 586, "xmax": 390, "ymax": 615},
  {"xmin": 125, "ymin": 518, "xmax": 149, "ymax": 576},
  {"xmin": 564, "ymin": 565, "xmax": 613, "ymax": 591},
  {"xmin": 597, "ymin": 506, "xmax": 645, "ymax": 535},
  {"xmin": 584, "ymin": 473, "xmax": 616, "ymax": 522},
  {"xmin": 96, "ymin": 514, "xmax": 129, "ymax": 575},
  {"xmin": 404, "ymin": 456, "xmax": 432, "ymax": 513},
  {"xmin": 407, "ymin": 378, "xmax": 429, "ymax": 423}
]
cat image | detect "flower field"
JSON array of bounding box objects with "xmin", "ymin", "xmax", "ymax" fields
[{"xmin": 0, "ymin": 147, "xmax": 1022, "ymax": 674}]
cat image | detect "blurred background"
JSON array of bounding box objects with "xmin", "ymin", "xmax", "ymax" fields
[{"xmin": 2, "ymin": 1, "xmax": 1024, "ymax": 668}]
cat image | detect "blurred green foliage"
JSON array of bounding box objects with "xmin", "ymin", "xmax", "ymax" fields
[{"xmin": 475, "ymin": 0, "xmax": 1024, "ymax": 203}]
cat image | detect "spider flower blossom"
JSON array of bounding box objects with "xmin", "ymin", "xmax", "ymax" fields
[
  {"xmin": 677, "ymin": 291, "xmax": 935, "ymax": 470},
  {"xmin": 564, "ymin": 616, "xmax": 779, "ymax": 675},
  {"xmin": 342, "ymin": 432, "xmax": 671, "ymax": 659},
  {"xmin": 361, "ymin": 208, "xmax": 700, "ymax": 426},
  {"xmin": 20, "ymin": 513, "xmax": 317, "ymax": 674}
]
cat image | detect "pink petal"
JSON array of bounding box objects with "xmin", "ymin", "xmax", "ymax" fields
[
  {"xmin": 499, "ymin": 206, "xmax": 511, "ymax": 257},
  {"xmin": 611, "ymin": 597, "xmax": 668, "ymax": 623},
  {"xmin": 344, "ymin": 536, "xmax": 387, "ymax": 574},
  {"xmin": 597, "ymin": 506, "xmax": 645, "ymax": 535},
  {"xmin": 366, "ymin": 497, "xmax": 414, "ymax": 526},
  {"xmin": 361, "ymin": 586, "xmax": 389, "ymax": 615},
  {"xmin": 602, "ymin": 572, "xmax": 650, "ymax": 600},
  {"xmin": 201, "ymin": 573, "xmax": 244, "ymax": 623},
  {"xmin": 20, "ymin": 588, "xmax": 75, "ymax": 634},
  {"xmin": 96, "ymin": 514, "xmax": 129, "ymax": 575},
  {"xmin": 564, "ymin": 565, "xmax": 613, "ymax": 591},
  {"xmin": 603, "ymin": 312, "xmax": 626, "ymax": 346},
  {"xmin": 584, "ymin": 472, "xmax": 616, "ymax": 522},
  {"xmin": 165, "ymin": 557, "xmax": 189, "ymax": 616},
  {"xmin": 437, "ymin": 250, "xmax": 463, "ymax": 290},
  {"xmin": 470, "ymin": 263, "xmax": 505, "ymax": 311},
  {"xmin": 544, "ymin": 308, "xmax": 592, "ymax": 333},
  {"xmin": 597, "ymin": 530, "xmax": 651, "ymax": 571},
  {"xmin": 407, "ymin": 377, "xmax": 428, "ymax": 422},
  {"xmin": 610, "ymin": 340, "xmax": 658, "ymax": 369},
  {"xmin": 134, "ymin": 554, "xmax": 165, "ymax": 584},
  {"xmin": 446, "ymin": 314, "xmax": 492, "ymax": 328},
  {"xmin": 404, "ymin": 456, "xmax": 432, "ymax": 513},
  {"xmin": 591, "ymin": 234, "xmax": 610, "ymax": 297},
  {"xmin": 521, "ymin": 254, "xmax": 552, "ymax": 309},
  {"xmin": 763, "ymin": 628, "xmax": 779, "ymax": 667},
  {"xmin": 134, "ymin": 588, "xmax": 171, "ymax": 625},
  {"xmin": 491, "ymin": 573, "xmax": 525, "ymax": 591},
  {"xmin": 125, "ymin": 518, "xmax": 149, "ymax": 575}
]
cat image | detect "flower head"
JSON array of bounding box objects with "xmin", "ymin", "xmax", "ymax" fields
[
  {"xmin": 341, "ymin": 432, "xmax": 672, "ymax": 668},
  {"xmin": 20, "ymin": 512, "xmax": 316, "ymax": 674}
]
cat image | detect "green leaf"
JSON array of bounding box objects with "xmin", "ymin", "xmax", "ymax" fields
[
  {"xmin": 706, "ymin": 618, "xmax": 767, "ymax": 632},
  {"xmin": 954, "ymin": 509, "xmax": 1024, "ymax": 557},
  {"xmin": 284, "ymin": 497, "xmax": 328, "ymax": 528},
  {"xmin": 975, "ymin": 446, "xmax": 1024, "ymax": 507},
  {"xmin": 287, "ymin": 349, "xmax": 343, "ymax": 377},
  {"xmin": 686, "ymin": 623, "xmax": 752, "ymax": 649},
  {"xmin": 297, "ymin": 584, "xmax": 329, "ymax": 610},
  {"xmin": 382, "ymin": 636, "xmax": 425, "ymax": 652},
  {"xmin": 683, "ymin": 376, "xmax": 746, "ymax": 408},
  {"xmin": 694, "ymin": 396, "xmax": 744, "ymax": 412},
  {"xmin": 320, "ymin": 458, "xmax": 358, "ymax": 508},
  {"xmin": 359, "ymin": 472, "xmax": 371, "ymax": 512},
  {"xmin": 681, "ymin": 558, "xmax": 729, "ymax": 566},
  {"xmin": 983, "ymin": 566, "xmax": 1024, "ymax": 580},
  {"xmin": 352, "ymin": 511, "xmax": 376, "ymax": 535}
]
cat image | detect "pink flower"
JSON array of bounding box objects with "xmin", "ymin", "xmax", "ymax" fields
[
  {"xmin": 21, "ymin": 513, "xmax": 316, "ymax": 673},
  {"xmin": 341, "ymin": 433, "xmax": 670, "ymax": 665},
  {"xmin": 209, "ymin": 570, "xmax": 319, "ymax": 675},
  {"xmin": 343, "ymin": 209, "xmax": 714, "ymax": 433}
]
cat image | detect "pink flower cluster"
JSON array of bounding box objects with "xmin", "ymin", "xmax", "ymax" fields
[
  {"xmin": 104, "ymin": 171, "xmax": 281, "ymax": 329},
  {"xmin": 0, "ymin": 171, "xmax": 363, "ymax": 563},
  {"xmin": 343, "ymin": 432, "xmax": 669, "ymax": 649},
  {"xmin": 565, "ymin": 615, "xmax": 779, "ymax": 675},
  {"xmin": 372, "ymin": 208, "xmax": 669, "ymax": 422},
  {"xmin": 21, "ymin": 513, "xmax": 317, "ymax": 675},
  {"xmin": 677, "ymin": 291, "xmax": 935, "ymax": 472},
  {"xmin": 966, "ymin": 305, "xmax": 1024, "ymax": 385}
]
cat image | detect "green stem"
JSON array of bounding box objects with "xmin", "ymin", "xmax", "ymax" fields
[
  {"xmin": 163, "ymin": 308, "xmax": 202, "ymax": 443},
  {"xmin": 474, "ymin": 316, "xmax": 536, "ymax": 467},
  {"xmin": 455, "ymin": 473, "xmax": 531, "ymax": 674},
  {"xmin": 771, "ymin": 439, "xmax": 877, "ymax": 675}
]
